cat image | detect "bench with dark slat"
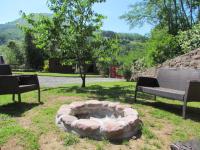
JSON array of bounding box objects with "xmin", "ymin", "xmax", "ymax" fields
[
  {"xmin": 0, "ymin": 64, "xmax": 41, "ymax": 103},
  {"xmin": 135, "ymin": 68, "xmax": 200, "ymax": 118}
]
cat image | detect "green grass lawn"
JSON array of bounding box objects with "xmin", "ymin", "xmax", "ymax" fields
[
  {"xmin": 13, "ymin": 71, "xmax": 101, "ymax": 78},
  {"xmin": 0, "ymin": 81, "xmax": 200, "ymax": 150}
]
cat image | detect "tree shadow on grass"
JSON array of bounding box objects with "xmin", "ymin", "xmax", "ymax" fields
[
  {"xmin": 0, "ymin": 102, "xmax": 41, "ymax": 117},
  {"xmin": 137, "ymin": 99, "xmax": 200, "ymax": 122},
  {"xmin": 52, "ymin": 85, "xmax": 155, "ymax": 104},
  {"xmin": 47, "ymin": 84, "xmax": 200, "ymax": 121}
]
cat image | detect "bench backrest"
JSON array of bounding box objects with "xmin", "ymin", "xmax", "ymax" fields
[
  {"xmin": 157, "ymin": 68, "xmax": 200, "ymax": 91},
  {"xmin": 0, "ymin": 56, "xmax": 5, "ymax": 64},
  {"xmin": 0, "ymin": 65, "xmax": 12, "ymax": 75}
]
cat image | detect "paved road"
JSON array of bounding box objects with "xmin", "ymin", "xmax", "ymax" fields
[{"xmin": 38, "ymin": 76, "xmax": 124, "ymax": 87}]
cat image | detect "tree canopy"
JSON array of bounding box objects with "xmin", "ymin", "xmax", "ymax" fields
[
  {"xmin": 121, "ymin": 0, "xmax": 200, "ymax": 35},
  {"xmin": 20, "ymin": 0, "xmax": 118, "ymax": 87}
]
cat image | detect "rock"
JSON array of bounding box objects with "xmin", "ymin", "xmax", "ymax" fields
[
  {"xmin": 101, "ymin": 120, "xmax": 124, "ymax": 140},
  {"xmin": 193, "ymin": 55, "xmax": 200, "ymax": 60},
  {"xmin": 85, "ymin": 100, "xmax": 102, "ymax": 108},
  {"xmin": 57, "ymin": 107, "xmax": 72, "ymax": 117},
  {"xmin": 108, "ymin": 102, "xmax": 120, "ymax": 110},
  {"xmin": 72, "ymin": 119, "xmax": 100, "ymax": 138},
  {"xmin": 132, "ymin": 48, "xmax": 200, "ymax": 78},
  {"xmin": 119, "ymin": 116, "xmax": 139, "ymax": 126},
  {"xmin": 69, "ymin": 101, "xmax": 85, "ymax": 109},
  {"xmin": 123, "ymin": 108, "xmax": 139, "ymax": 117},
  {"xmin": 62, "ymin": 115, "xmax": 78, "ymax": 126},
  {"xmin": 56, "ymin": 100, "xmax": 140, "ymax": 141},
  {"xmin": 116, "ymin": 104, "xmax": 131, "ymax": 111}
]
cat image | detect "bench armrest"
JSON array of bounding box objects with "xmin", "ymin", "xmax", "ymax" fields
[
  {"xmin": 185, "ymin": 80, "xmax": 200, "ymax": 101},
  {"xmin": 136, "ymin": 77, "xmax": 159, "ymax": 87},
  {"xmin": 0, "ymin": 76, "xmax": 19, "ymax": 93},
  {"xmin": 18, "ymin": 75, "xmax": 40, "ymax": 87}
]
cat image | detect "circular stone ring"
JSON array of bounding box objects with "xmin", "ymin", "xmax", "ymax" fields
[{"xmin": 56, "ymin": 100, "xmax": 141, "ymax": 141}]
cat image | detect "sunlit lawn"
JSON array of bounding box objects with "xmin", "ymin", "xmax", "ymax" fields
[
  {"xmin": 13, "ymin": 71, "xmax": 101, "ymax": 78},
  {"xmin": 0, "ymin": 81, "xmax": 200, "ymax": 150}
]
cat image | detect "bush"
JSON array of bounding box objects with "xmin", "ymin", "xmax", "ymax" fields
[
  {"xmin": 178, "ymin": 22, "xmax": 200, "ymax": 53},
  {"xmin": 43, "ymin": 60, "xmax": 49, "ymax": 72},
  {"xmin": 146, "ymin": 28, "xmax": 181, "ymax": 66},
  {"xmin": 0, "ymin": 41, "xmax": 25, "ymax": 65}
]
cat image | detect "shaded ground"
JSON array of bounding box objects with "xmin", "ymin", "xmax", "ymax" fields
[{"xmin": 0, "ymin": 81, "xmax": 200, "ymax": 150}]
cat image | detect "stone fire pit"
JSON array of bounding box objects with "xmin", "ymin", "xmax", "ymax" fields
[{"xmin": 56, "ymin": 100, "xmax": 141, "ymax": 141}]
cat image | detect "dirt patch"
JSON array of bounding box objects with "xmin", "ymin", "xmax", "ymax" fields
[
  {"xmin": 1, "ymin": 137, "xmax": 24, "ymax": 150},
  {"xmin": 16, "ymin": 117, "xmax": 32, "ymax": 129},
  {"xmin": 39, "ymin": 132, "xmax": 66, "ymax": 150},
  {"xmin": 152, "ymin": 120, "xmax": 173, "ymax": 150},
  {"xmin": 67, "ymin": 139, "xmax": 97, "ymax": 150}
]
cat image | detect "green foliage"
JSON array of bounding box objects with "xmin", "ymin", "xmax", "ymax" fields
[
  {"xmin": 121, "ymin": 0, "xmax": 200, "ymax": 35},
  {"xmin": 21, "ymin": 0, "xmax": 114, "ymax": 87},
  {"xmin": 7, "ymin": 41, "xmax": 25, "ymax": 65},
  {"xmin": 178, "ymin": 22, "xmax": 200, "ymax": 53},
  {"xmin": 0, "ymin": 41, "xmax": 25, "ymax": 65},
  {"xmin": 96, "ymin": 36, "xmax": 121, "ymax": 76},
  {"xmin": 43, "ymin": 60, "xmax": 49, "ymax": 72},
  {"xmin": 145, "ymin": 28, "xmax": 180, "ymax": 66},
  {"xmin": 116, "ymin": 40, "xmax": 147, "ymax": 80},
  {"xmin": 96, "ymin": 143, "xmax": 105, "ymax": 150},
  {"xmin": 132, "ymin": 58, "xmax": 147, "ymax": 74},
  {"xmin": 24, "ymin": 32, "xmax": 45, "ymax": 70},
  {"xmin": 64, "ymin": 133, "xmax": 80, "ymax": 146}
]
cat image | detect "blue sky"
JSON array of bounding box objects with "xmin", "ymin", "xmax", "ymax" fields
[{"xmin": 0, "ymin": 0, "xmax": 153, "ymax": 35}]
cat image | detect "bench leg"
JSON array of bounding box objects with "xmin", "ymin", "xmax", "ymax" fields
[
  {"xmin": 38, "ymin": 88, "xmax": 41, "ymax": 103},
  {"xmin": 154, "ymin": 95, "xmax": 157, "ymax": 101},
  {"xmin": 12, "ymin": 94, "xmax": 15, "ymax": 102},
  {"xmin": 18, "ymin": 94, "xmax": 21, "ymax": 103},
  {"xmin": 182, "ymin": 100, "xmax": 187, "ymax": 119}
]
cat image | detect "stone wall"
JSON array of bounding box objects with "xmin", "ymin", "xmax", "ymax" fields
[{"xmin": 131, "ymin": 48, "xmax": 200, "ymax": 80}]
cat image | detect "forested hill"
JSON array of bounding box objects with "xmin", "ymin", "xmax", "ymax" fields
[
  {"xmin": 0, "ymin": 13, "xmax": 52, "ymax": 45},
  {"xmin": 0, "ymin": 14, "xmax": 147, "ymax": 45},
  {"xmin": 0, "ymin": 18, "xmax": 24, "ymax": 44}
]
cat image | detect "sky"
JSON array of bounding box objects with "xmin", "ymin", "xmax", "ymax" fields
[{"xmin": 0, "ymin": 0, "xmax": 153, "ymax": 35}]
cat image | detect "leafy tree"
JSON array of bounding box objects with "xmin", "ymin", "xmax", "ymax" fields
[
  {"xmin": 0, "ymin": 45, "xmax": 16, "ymax": 64},
  {"xmin": 21, "ymin": 0, "xmax": 116, "ymax": 87},
  {"xmin": 117, "ymin": 41, "xmax": 146, "ymax": 80},
  {"xmin": 7, "ymin": 41, "xmax": 24, "ymax": 65},
  {"xmin": 96, "ymin": 36, "xmax": 120, "ymax": 76},
  {"xmin": 145, "ymin": 28, "xmax": 181, "ymax": 66},
  {"xmin": 24, "ymin": 31, "xmax": 45, "ymax": 70},
  {"xmin": 121, "ymin": 0, "xmax": 200, "ymax": 35},
  {"xmin": 0, "ymin": 41, "xmax": 25, "ymax": 65}
]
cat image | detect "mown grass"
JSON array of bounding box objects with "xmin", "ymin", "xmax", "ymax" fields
[
  {"xmin": 13, "ymin": 71, "xmax": 101, "ymax": 78},
  {"xmin": 0, "ymin": 81, "xmax": 200, "ymax": 150}
]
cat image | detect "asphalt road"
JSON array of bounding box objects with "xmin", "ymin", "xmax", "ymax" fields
[{"xmin": 38, "ymin": 76, "xmax": 124, "ymax": 87}]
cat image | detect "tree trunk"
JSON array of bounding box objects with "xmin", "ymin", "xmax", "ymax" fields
[
  {"xmin": 173, "ymin": 0, "xmax": 178, "ymax": 33},
  {"xmin": 78, "ymin": 63, "xmax": 87, "ymax": 88},
  {"xmin": 81, "ymin": 76, "xmax": 86, "ymax": 88},
  {"xmin": 179, "ymin": 0, "xmax": 190, "ymax": 28}
]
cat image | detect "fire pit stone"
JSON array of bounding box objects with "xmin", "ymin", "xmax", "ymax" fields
[{"xmin": 56, "ymin": 100, "xmax": 141, "ymax": 141}]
